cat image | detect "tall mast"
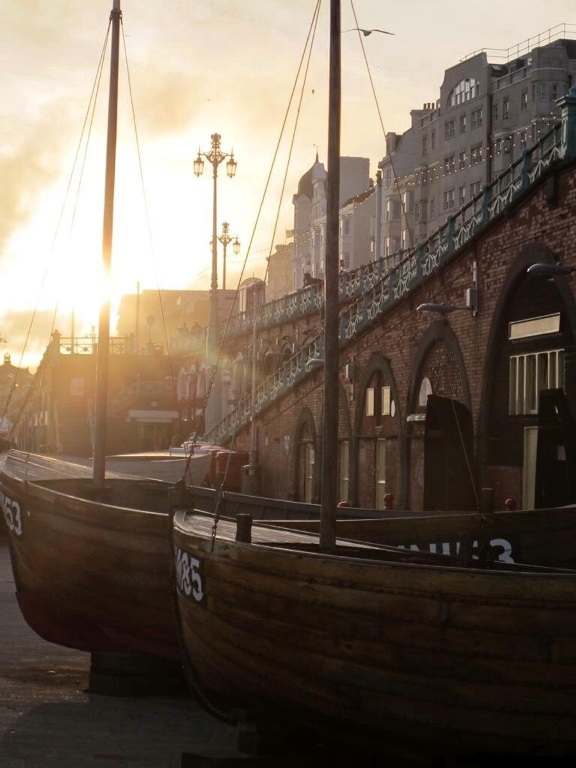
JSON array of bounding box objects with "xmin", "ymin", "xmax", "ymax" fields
[
  {"xmin": 93, "ymin": 0, "xmax": 121, "ymax": 488},
  {"xmin": 320, "ymin": 0, "xmax": 340, "ymax": 549}
]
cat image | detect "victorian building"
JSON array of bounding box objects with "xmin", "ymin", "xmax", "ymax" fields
[{"xmin": 378, "ymin": 29, "xmax": 576, "ymax": 266}]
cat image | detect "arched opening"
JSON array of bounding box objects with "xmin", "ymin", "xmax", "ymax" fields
[
  {"xmin": 479, "ymin": 244, "xmax": 576, "ymax": 509},
  {"xmin": 353, "ymin": 354, "xmax": 400, "ymax": 509},
  {"xmin": 405, "ymin": 323, "xmax": 474, "ymax": 511}
]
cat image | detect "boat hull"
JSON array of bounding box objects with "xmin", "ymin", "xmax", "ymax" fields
[
  {"xmin": 172, "ymin": 512, "xmax": 576, "ymax": 757},
  {"xmin": 1, "ymin": 452, "xmax": 180, "ymax": 659}
]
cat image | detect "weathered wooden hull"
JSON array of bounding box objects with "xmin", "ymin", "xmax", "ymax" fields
[
  {"xmin": 0, "ymin": 451, "xmax": 179, "ymax": 659},
  {"xmin": 172, "ymin": 511, "xmax": 576, "ymax": 757}
]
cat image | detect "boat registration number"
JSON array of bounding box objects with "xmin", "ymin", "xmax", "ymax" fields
[
  {"xmin": 0, "ymin": 491, "xmax": 22, "ymax": 537},
  {"xmin": 174, "ymin": 546, "xmax": 205, "ymax": 604}
]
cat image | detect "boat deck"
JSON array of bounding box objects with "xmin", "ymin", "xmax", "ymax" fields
[{"xmin": 177, "ymin": 511, "xmax": 576, "ymax": 573}]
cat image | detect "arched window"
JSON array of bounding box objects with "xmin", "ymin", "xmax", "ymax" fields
[
  {"xmin": 448, "ymin": 77, "xmax": 480, "ymax": 107},
  {"xmin": 418, "ymin": 376, "xmax": 433, "ymax": 407}
]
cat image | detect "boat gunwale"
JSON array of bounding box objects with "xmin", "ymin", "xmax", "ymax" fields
[{"xmin": 171, "ymin": 509, "xmax": 576, "ymax": 583}]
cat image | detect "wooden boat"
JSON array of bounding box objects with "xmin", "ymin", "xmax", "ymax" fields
[
  {"xmin": 171, "ymin": 510, "xmax": 576, "ymax": 757},
  {"xmin": 169, "ymin": 2, "xmax": 576, "ymax": 757},
  {"xmin": 91, "ymin": 441, "xmax": 215, "ymax": 485},
  {"xmin": 0, "ymin": 450, "xmax": 181, "ymax": 657}
]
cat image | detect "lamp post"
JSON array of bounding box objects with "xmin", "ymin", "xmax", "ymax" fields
[
  {"xmin": 194, "ymin": 134, "xmax": 237, "ymax": 432},
  {"xmin": 217, "ymin": 221, "xmax": 240, "ymax": 291}
]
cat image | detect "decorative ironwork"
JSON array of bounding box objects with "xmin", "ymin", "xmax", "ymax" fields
[{"xmin": 206, "ymin": 118, "xmax": 570, "ymax": 444}]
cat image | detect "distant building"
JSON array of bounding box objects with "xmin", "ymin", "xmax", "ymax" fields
[
  {"xmin": 292, "ymin": 155, "xmax": 372, "ymax": 290},
  {"xmin": 238, "ymin": 277, "xmax": 266, "ymax": 317},
  {"xmin": 377, "ymin": 30, "xmax": 576, "ymax": 263},
  {"xmin": 116, "ymin": 288, "xmax": 238, "ymax": 355},
  {"xmin": 266, "ymin": 241, "xmax": 294, "ymax": 302},
  {"xmin": 339, "ymin": 186, "xmax": 374, "ymax": 272},
  {"xmin": 0, "ymin": 352, "xmax": 34, "ymax": 444}
]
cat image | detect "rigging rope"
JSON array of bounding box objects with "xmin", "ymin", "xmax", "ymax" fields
[
  {"xmin": 205, "ymin": 0, "xmax": 323, "ymax": 542},
  {"xmin": 348, "ymin": 0, "xmax": 416, "ymax": 255},
  {"xmin": 4, "ymin": 21, "xmax": 112, "ymax": 440}
]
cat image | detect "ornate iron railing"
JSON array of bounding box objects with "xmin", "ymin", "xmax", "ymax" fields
[{"xmin": 207, "ymin": 117, "xmax": 570, "ymax": 445}]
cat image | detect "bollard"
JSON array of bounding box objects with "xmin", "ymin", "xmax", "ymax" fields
[
  {"xmin": 236, "ymin": 513, "xmax": 253, "ymax": 543},
  {"xmin": 384, "ymin": 493, "xmax": 394, "ymax": 511}
]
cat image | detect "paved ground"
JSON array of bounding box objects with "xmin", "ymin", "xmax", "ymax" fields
[{"xmin": 0, "ymin": 538, "xmax": 240, "ymax": 768}]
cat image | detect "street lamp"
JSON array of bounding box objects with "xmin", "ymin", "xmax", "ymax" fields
[
  {"xmin": 217, "ymin": 222, "xmax": 240, "ymax": 291},
  {"xmin": 194, "ymin": 133, "xmax": 237, "ymax": 431}
]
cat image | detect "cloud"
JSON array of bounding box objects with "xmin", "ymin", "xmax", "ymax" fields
[{"xmin": 0, "ymin": 102, "xmax": 76, "ymax": 258}]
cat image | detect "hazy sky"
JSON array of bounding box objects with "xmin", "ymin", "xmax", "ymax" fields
[{"xmin": 1, "ymin": 0, "xmax": 574, "ymax": 368}]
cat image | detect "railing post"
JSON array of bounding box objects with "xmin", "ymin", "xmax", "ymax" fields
[
  {"xmin": 520, "ymin": 148, "xmax": 531, "ymax": 190},
  {"xmin": 446, "ymin": 215, "xmax": 454, "ymax": 255},
  {"xmin": 482, "ymin": 183, "xmax": 491, "ymax": 225},
  {"xmin": 558, "ymin": 84, "xmax": 576, "ymax": 158}
]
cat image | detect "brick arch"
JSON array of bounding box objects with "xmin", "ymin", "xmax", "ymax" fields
[
  {"xmin": 477, "ymin": 242, "xmax": 576, "ymax": 497},
  {"xmin": 290, "ymin": 406, "xmax": 319, "ymax": 502},
  {"xmin": 350, "ymin": 353, "xmax": 402, "ymax": 508},
  {"xmin": 312, "ymin": 379, "xmax": 353, "ymax": 504},
  {"xmin": 407, "ymin": 321, "xmax": 471, "ymax": 413},
  {"xmin": 401, "ymin": 321, "xmax": 471, "ymax": 510}
]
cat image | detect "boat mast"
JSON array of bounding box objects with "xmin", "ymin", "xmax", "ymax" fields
[
  {"xmin": 320, "ymin": 0, "xmax": 340, "ymax": 549},
  {"xmin": 93, "ymin": 0, "xmax": 121, "ymax": 488}
]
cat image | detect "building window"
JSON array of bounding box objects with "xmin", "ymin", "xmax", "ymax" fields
[
  {"xmin": 381, "ymin": 386, "xmax": 392, "ymax": 416},
  {"xmin": 503, "ymin": 97, "xmax": 510, "ymax": 120},
  {"xmin": 385, "ymin": 236, "xmax": 401, "ymax": 257},
  {"xmin": 385, "ymin": 199, "xmax": 401, "ymax": 221},
  {"xmin": 460, "ymin": 114, "xmax": 467, "ymax": 133},
  {"xmin": 443, "ymin": 188, "xmax": 455, "ymax": 211},
  {"xmin": 418, "ymin": 377, "xmax": 433, "ymax": 407},
  {"xmin": 509, "ymin": 349, "xmax": 564, "ymax": 415},
  {"xmin": 459, "ymin": 185, "xmax": 466, "ymax": 206},
  {"xmin": 458, "ymin": 151, "xmax": 466, "ymax": 169},
  {"xmin": 470, "ymin": 143, "xmax": 483, "ymax": 165},
  {"xmin": 470, "ymin": 180, "xmax": 482, "ymax": 196},
  {"xmin": 431, "ymin": 130, "xmax": 436, "ymax": 150},
  {"xmin": 422, "ymin": 135, "xmax": 428, "ymax": 155},
  {"xmin": 448, "ymin": 77, "xmax": 480, "ymax": 106},
  {"xmin": 493, "ymin": 101, "xmax": 499, "ymax": 122},
  {"xmin": 402, "ymin": 190, "xmax": 414, "ymax": 213},
  {"xmin": 443, "ymin": 154, "xmax": 455, "ymax": 175},
  {"xmin": 444, "ymin": 119, "xmax": 455, "ymax": 140},
  {"xmin": 471, "ymin": 107, "xmax": 483, "ymax": 128},
  {"xmin": 520, "ymin": 131, "xmax": 527, "ymax": 150},
  {"xmin": 430, "ymin": 198, "xmax": 435, "ymax": 219},
  {"xmin": 342, "ymin": 217, "xmax": 351, "ymax": 235},
  {"xmin": 551, "ymin": 83, "xmax": 561, "ymax": 101},
  {"xmin": 521, "ymin": 90, "xmax": 528, "ymax": 110},
  {"xmin": 366, "ymin": 387, "xmax": 375, "ymax": 417}
]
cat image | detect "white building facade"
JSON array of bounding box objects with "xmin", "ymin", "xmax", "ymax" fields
[{"xmin": 378, "ymin": 31, "xmax": 576, "ymax": 266}]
